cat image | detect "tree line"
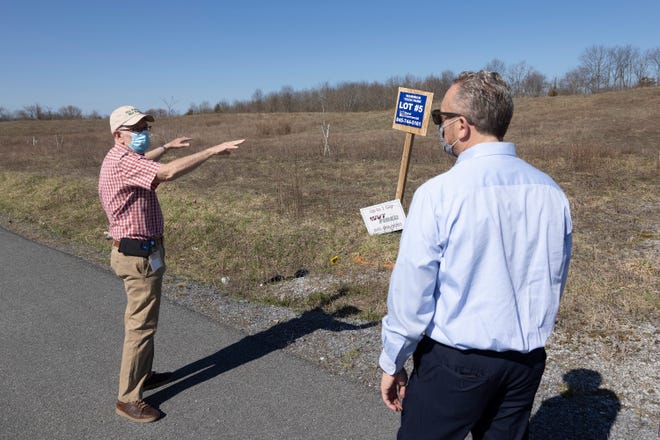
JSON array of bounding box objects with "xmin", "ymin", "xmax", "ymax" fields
[
  {"xmin": 2, "ymin": 44, "xmax": 658, "ymax": 121},
  {"xmin": 0, "ymin": 103, "xmax": 103, "ymax": 122}
]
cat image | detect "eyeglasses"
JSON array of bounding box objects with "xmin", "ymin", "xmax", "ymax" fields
[
  {"xmin": 118, "ymin": 124, "xmax": 151, "ymax": 133},
  {"xmin": 431, "ymin": 109, "xmax": 468, "ymax": 125}
]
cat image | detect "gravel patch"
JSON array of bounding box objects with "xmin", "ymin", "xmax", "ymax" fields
[{"xmin": 163, "ymin": 274, "xmax": 659, "ymax": 440}]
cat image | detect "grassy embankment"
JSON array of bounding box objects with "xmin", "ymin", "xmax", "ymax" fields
[{"xmin": 0, "ymin": 87, "xmax": 658, "ymax": 340}]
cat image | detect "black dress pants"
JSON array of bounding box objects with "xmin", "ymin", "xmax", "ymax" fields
[{"xmin": 398, "ymin": 337, "xmax": 546, "ymax": 440}]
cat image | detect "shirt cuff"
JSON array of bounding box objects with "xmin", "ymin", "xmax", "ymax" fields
[{"xmin": 378, "ymin": 351, "xmax": 398, "ymax": 375}]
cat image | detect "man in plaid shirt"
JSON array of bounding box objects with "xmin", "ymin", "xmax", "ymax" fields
[{"xmin": 99, "ymin": 105, "xmax": 244, "ymax": 423}]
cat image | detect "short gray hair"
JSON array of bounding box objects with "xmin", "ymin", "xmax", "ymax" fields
[{"xmin": 452, "ymin": 71, "xmax": 513, "ymax": 140}]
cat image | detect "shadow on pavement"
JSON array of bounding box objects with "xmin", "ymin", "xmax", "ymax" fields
[
  {"xmin": 145, "ymin": 290, "xmax": 377, "ymax": 407},
  {"xmin": 529, "ymin": 368, "xmax": 620, "ymax": 439}
]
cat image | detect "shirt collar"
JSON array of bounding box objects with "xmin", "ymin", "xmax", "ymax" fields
[
  {"xmin": 114, "ymin": 142, "xmax": 137, "ymax": 154},
  {"xmin": 456, "ymin": 142, "xmax": 517, "ymax": 164}
]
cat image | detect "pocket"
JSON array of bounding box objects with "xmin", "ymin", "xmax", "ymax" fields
[
  {"xmin": 441, "ymin": 362, "xmax": 489, "ymax": 392},
  {"xmin": 111, "ymin": 247, "xmax": 149, "ymax": 279}
]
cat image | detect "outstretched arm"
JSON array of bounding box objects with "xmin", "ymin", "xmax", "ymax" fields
[
  {"xmin": 145, "ymin": 136, "xmax": 192, "ymax": 161},
  {"xmin": 156, "ymin": 139, "xmax": 245, "ymax": 182}
]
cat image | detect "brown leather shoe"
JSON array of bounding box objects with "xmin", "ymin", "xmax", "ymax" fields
[
  {"xmin": 115, "ymin": 400, "xmax": 161, "ymax": 423},
  {"xmin": 144, "ymin": 371, "xmax": 173, "ymax": 390}
]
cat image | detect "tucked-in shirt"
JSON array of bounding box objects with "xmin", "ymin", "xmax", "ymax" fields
[
  {"xmin": 98, "ymin": 143, "xmax": 163, "ymax": 240},
  {"xmin": 379, "ymin": 142, "xmax": 572, "ymax": 375}
]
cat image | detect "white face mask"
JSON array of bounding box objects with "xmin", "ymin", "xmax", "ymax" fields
[{"xmin": 438, "ymin": 118, "xmax": 460, "ymax": 157}]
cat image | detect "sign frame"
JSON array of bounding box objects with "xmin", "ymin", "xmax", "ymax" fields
[{"xmin": 392, "ymin": 87, "xmax": 434, "ymax": 136}]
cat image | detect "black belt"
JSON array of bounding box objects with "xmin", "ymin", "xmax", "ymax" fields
[{"xmin": 422, "ymin": 336, "xmax": 546, "ymax": 364}]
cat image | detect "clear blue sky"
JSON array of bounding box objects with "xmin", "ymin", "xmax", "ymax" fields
[{"xmin": 2, "ymin": 0, "xmax": 658, "ymax": 115}]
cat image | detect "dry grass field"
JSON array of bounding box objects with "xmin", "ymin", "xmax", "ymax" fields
[{"xmin": 0, "ymin": 87, "xmax": 658, "ymax": 338}]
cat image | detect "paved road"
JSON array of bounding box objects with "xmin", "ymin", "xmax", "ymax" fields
[{"xmin": 0, "ymin": 226, "xmax": 399, "ymax": 439}]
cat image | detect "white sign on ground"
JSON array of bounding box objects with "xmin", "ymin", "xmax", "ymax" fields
[{"xmin": 360, "ymin": 199, "xmax": 406, "ymax": 235}]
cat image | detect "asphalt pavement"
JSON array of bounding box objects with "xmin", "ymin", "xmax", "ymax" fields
[{"xmin": 0, "ymin": 226, "xmax": 399, "ymax": 439}]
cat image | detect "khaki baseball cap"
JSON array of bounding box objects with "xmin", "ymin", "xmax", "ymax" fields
[{"xmin": 109, "ymin": 105, "xmax": 154, "ymax": 133}]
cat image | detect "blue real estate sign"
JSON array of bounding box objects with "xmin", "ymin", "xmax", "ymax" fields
[{"xmin": 392, "ymin": 87, "xmax": 434, "ymax": 136}]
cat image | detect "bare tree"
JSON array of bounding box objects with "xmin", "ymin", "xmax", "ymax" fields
[
  {"xmin": 264, "ymin": 92, "xmax": 280, "ymax": 113},
  {"xmin": 646, "ymin": 48, "xmax": 660, "ymax": 84},
  {"xmin": 19, "ymin": 103, "xmax": 51, "ymax": 120},
  {"xmin": 0, "ymin": 106, "xmax": 12, "ymax": 121},
  {"xmin": 422, "ymin": 72, "xmax": 454, "ymax": 100},
  {"xmin": 579, "ymin": 45, "xmax": 612, "ymax": 92},
  {"xmin": 484, "ymin": 58, "xmax": 507, "ymax": 75},
  {"xmin": 145, "ymin": 108, "xmax": 170, "ymax": 118},
  {"xmin": 320, "ymin": 99, "xmax": 331, "ymax": 156},
  {"xmin": 161, "ymin": 96, "xmax": 179, "ymax": 116},
  {"xmin": 333, "ymin": 82, "xmax": 361, "ymax": 112},
  {"xmin": 610, "ymin": 45, "xmax": 640, "ymax": 89},
  {"xmin": 521, "ymin": 70, "xmax": 548, "ymax": 96},
  {"xmin": 251, "ymin": 89, "xmax": 264, "ymax": 112},
  {"xmin": 186, "ymin": 101, "xmax": 213, "ymax": 115},
  {"xmin": 632, "ymin": 52, "xmax": 650, "ymax": 87},
  {"xmin": 506, "ymin": 61, "xmax": 531, "ymax": 96},
  {"xmin": 279, "ymin": 86, "xmax": 295, "ymax": 112},
  {"xmin": 58, "ymin": 105, "xmax": 83, "ymax": 119},
  {"xmin": 560, "ymin": 67, "xmax": 589, "ymax": 95}
]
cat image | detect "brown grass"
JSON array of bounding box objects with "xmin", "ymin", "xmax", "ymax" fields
[{"xmin": 0, "ymin": 87, "xmax": 658, "ymax": 333}]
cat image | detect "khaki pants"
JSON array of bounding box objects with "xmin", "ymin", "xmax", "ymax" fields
[{"xmin": 110, "ymin": 244, "xmax": 166, "ymax": 402}]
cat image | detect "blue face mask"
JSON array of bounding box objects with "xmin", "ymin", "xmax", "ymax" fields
[{"xmin": 129, "ymin": 131, "xmax": 150, "ymax": 154}]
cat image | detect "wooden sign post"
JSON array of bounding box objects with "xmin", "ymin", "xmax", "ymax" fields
[
  {"xmin": 358, "ymin": 88, "xmax": 434, "ymax": 236},
  {"xmin": 392, "ymin": 87, "xmax": 434, "ymax": 202},
  {"xmin": 395, "ymin": 132, "xmax": 415, "ymax": 201}
]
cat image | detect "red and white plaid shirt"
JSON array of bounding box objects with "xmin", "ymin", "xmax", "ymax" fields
[{"xmin": 98, "ymin": 143, "xmax": 163, "ymax": 240}]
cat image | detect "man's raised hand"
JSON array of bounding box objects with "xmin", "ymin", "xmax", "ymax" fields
[{"xmin": 209, "ymin": 139, "xmax": 245, "ymax": 155}]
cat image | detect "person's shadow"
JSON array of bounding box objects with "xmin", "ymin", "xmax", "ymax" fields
[
  {"xmin": 145, "ymin": 288, "xmax": 377, "ymax": 408},
  {"xmin": 529, "ymin": 368, "xmax": 620, "ymax": 439}
]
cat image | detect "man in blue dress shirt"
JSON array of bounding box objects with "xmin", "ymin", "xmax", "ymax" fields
[{"xmin": 379, "ymin": 71, "xmax": 572, "ymax": 440}]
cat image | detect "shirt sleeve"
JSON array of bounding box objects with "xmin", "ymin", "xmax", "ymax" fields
[
  {"xmin": 119, "ymin": 153, "xmax": 161, "ymax": 190},
  {"xmin": 379, "ymin": 186, "xmax": 442, "ymax": 374}
]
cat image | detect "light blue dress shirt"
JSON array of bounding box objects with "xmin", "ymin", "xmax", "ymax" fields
[{"xmin": 379, "ymin": 142, "xmax": 572, "ymax": 375}]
